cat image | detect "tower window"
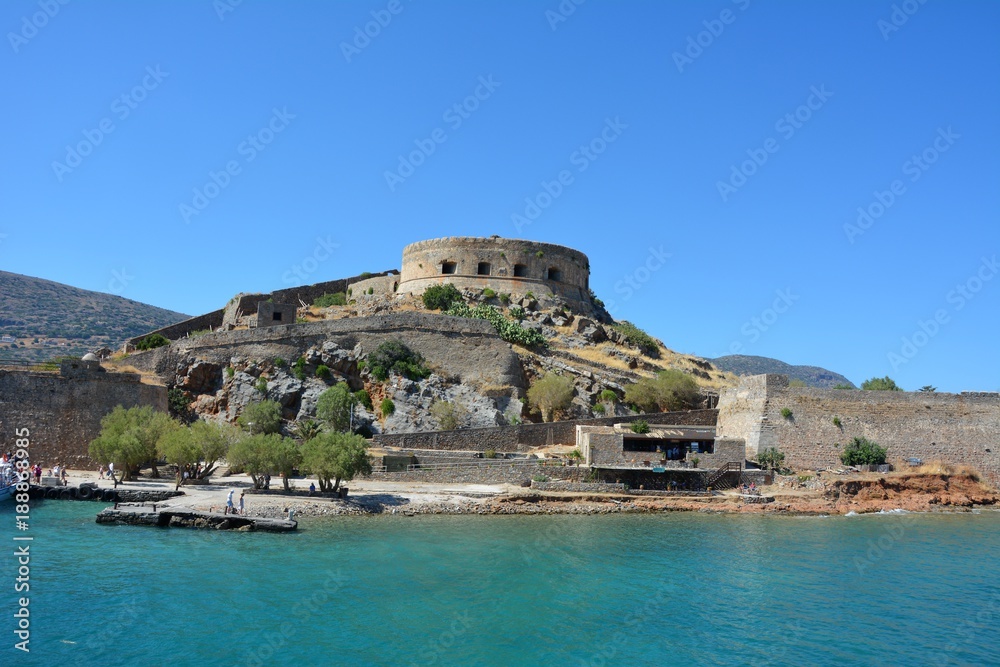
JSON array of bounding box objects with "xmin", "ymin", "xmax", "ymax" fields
[
  {"xmin": 477, "ymin": 262, "xmax": 491, "ymax": 276},
  {"xmin": 513, "ymin": 264, "xmax": 528, "ymax": 277},
  {"xmin": 442, "ymin": 261, "xmax": 457, "ymax": 274},
  {"xmin": 546, "ymin": 267, "xmax": 562, "ymax": 282}
]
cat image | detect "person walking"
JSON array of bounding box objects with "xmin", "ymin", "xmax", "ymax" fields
[
  {"xmin": 226, "ymin": 489, "xmax": 235, "ymax": 515},
  {"xmin": 238, "ymin": 492, "xmax": 245, "ymax": 516}
]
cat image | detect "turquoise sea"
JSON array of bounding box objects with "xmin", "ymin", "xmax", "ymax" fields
[{"xmin": 2, "ymin": 502, "xmax": 999, "ymax": 667}]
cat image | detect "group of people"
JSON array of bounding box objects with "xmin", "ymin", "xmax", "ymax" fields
[
  {"xmin": 0, "ymin": 451, "xmax": 71, "ymax": 487},
  {"xmin": 97, "ymin": 462, "xmax": 116, "ymax": 480},
  {"xmin": 225, "ymin": 489, "xmax": 246, "ymax": 515},
  {"xmin": 741, "ymin": 482, "xmax": 760, "ymax": 496}
]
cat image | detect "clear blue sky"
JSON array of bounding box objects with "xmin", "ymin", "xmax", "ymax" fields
[{"xmin": 1, "ymin": 0, "xmax": 998, "ymax": 392}]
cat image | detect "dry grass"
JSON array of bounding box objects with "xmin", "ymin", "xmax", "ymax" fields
[
  {"xmin": 912, "ymin": 460, "xmax": 982, "ymax": 481},
  {"xmin": 549, "ymin": 342, "xmax": 739, "ymax": 390}
]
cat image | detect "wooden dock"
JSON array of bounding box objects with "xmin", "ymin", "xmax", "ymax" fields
[{"xmin": 96, "ymin": 504, "xmax": 298, "ymax": 532}]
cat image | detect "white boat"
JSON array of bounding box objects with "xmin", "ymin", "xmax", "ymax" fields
[{"xmin": 0, "ymin": 463, "xmax": 19, "ymax": 501}]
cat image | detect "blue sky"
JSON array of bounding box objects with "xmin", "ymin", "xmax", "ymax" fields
[{"xmin": 1, "ymin": 0, "xmax": 997, "ymax": 392}]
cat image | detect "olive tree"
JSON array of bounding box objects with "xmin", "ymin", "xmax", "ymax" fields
[
  {"xmin": 624, "ymin": 369, "xmax": 699, "ymax": 413},
  {"xmin": 89, "ymin": 405, "xmax": 178, "ymax": 484},
  {"xmin": 527, "ymin": 372, "xmax": 575, "ymax": 422},
  {"xmin": 301, "ymin": 431, "xmax": 372, "ymax": 492}
]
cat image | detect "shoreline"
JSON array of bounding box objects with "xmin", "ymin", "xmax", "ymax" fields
[{"xmin": 40, "ymin": 467, "xmax": 1000, "ymax": 521}]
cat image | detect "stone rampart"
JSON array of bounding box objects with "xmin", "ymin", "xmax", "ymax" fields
[
  {"xmin": 125, "ymin": 309, "xmax": 225, "ymax": 348},
  {"xmin": 716, "ymin": 375, "xmax": 1000, "ymax": 485},
  {"xmin": 0, "ymin": 368, "xmax": 168, "ymax": 467},
  {"xmin": 126, "ymin": 312, "xmax": 525, "ymax": 391},
  {"xmin": 373, "ymin": 410, "xmax": 719, "ymax": 452}
]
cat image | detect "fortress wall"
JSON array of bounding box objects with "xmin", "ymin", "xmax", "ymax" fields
[
  {"xmin": 348, "ymin": 274, "xmax": 399, "ymax": 297},
  {"xmin": 398, "ymin": 237, "xmax": 590, "ymax": 304},
  {"xmin": 126, "ymin": 312, "xmax": 526, "ymax": 392},
  {"xmin": 373, "ymin": 410, "xmax": 719, "ymax": 453},
  {"xmin": 716, "ymin": 375, "xmax": 1000, "ymax": 484},
  {"xmin": 0, "ymin": 370, "xmax": 168, "ymax": 467},
  {"xmin": 125, "ymin": 309, "xmax": 225, "ymax": 348}
]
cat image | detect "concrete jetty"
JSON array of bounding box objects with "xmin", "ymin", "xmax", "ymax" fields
[{"xmin": 96, "ymin": 504, "xmax": 298, "ymax": 532}]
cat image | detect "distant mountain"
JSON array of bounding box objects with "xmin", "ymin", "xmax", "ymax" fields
[
  {"xmin": 709, "ymin": 355, "xmax": 855, "ymax": 389},
  {"xmin": 0, "ymin": 270, "xmax": 188, "ymax": 361}
]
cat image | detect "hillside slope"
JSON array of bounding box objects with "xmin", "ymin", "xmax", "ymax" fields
[
  {"xmin": 710, "ymin": 354, "xmax": 855, "ymax": 389},
  {"xmin": 0, "ymin": 270, "xmax": 188, "ymax": 361}
]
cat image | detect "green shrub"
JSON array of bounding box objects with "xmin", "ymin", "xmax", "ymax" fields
[
  {"xmin": 833, "ymin": 383, "xmax": 853, "ymax": 390},
  {"xmin": 630, "ymin": 420, "xmax": 650, "ymax": 434},
  {"xmin": 367, "ymin": 340, "xmax": 431, "ymax": 382},
  {"xmin": 237, "ymin": 400, "xmax": 283, "ymax": 434},
  {"xmin": 293, "ymin": 356, "xmax": 306, "ymax": 381},
  {"xmin": 367, "ymin": 287, "xmax": 374, "ymax": 295},
  {"xmin": 354, "ymin": 389, "xmax": 373, "ymax": 410},
  {"xmin": 135, "ymin": 333, "xmax": 169, "ymax": 351},
  {"xmin": 498, "ymin": 293, "xmax": 511, "ymax": 305},
  {"xmin": 589, "ymin": 289, "xmax": 605, "ymax": 309},
  {"xmin": 599, "ymin": 389, "xmax": 618, "ymax": 403},
  {"xmin": 484, "ymin": 449, "xmax": 497, "ymax": 459},
  {"xmin": 430, "ymin": 400, "xmax": 468, "ymax": 430},
  {"xmin": 422, "ymin": 283, "xmax": 463, "ymax": 310},
  {"xmin": 832, "ymin": 416, "xmax": 842, "ymax": 428},
  {"xmin": 535, "ymin": 251, "xmax": 544, "ymax": 258},
  {"xmin": 839, "ymin": 437, "xmax": 887, "ymax": 466},
  {"xmin": 781, "ymin": 407, "xmax": 793, "ymax": 419},
  {"xmin": 612, "ymin": 322, "xmax": 659, "ymax": 357},
  {"xmin": 482, "ymin": 288, "xmax": 496, "ymax": 298},
  {"xmin": 509, "ymin": 306, "xmax": 526, "ymax": 320},
  {"xmin": 225, "ymin": 365, "xmax": 235, "ymax": 379},
  {"xmin": 525, "ymin": 292, "xmax": 535, "ymax": 300},
  {"xmin": 358, "ymin": 272, "xmax": 373, "ymax": 279},
  {"xmin": 756, "ymin": 447, "xmax": 786, "ymax": 471},
  {"xmin": 446, "ymin": 302, "xmax": 546, "ymax": 347},
  {"xmin": 314, "ymin": 292, "xmax": 347, "ymax": 307},
  {"xmin": 861, "ymin": 376, "xmax": 903, "ymax": 391},
  {"xmin": 273, "ymin": 358, "xmax": 286, "ymax": 367},
  {"xmin": 592, "ymin": 403, "xmax": 606, "ymax": 414},
  {"xmin": 624, "ymin": 370, "xmax": 699, "ymax": 412},
  {"xmin": 526, "ymin": 373, "xmax": 575, "ymax": 422},
  {"xmin": 315, "ymin": 365, "xmax": 332, "ymax": 380},
  {"xmin": 532, "ymin": 474, "xmax": 549, "ymax": 483},
  {"xmin": 380, "ymin": 398, "xmax": 395, "ymax": 417}
]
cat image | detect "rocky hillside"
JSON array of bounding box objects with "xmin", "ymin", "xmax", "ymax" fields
[
  {"xmin": 0, "ymin": 270, "xmax": 188, "ymax": 362},
  {"xmin": 710, "ymin": 354, "xmax": 855, "ymax": 389},
  {"xmin": 119, "ymin": 286, "xmax": 738, "ymax": 436}
]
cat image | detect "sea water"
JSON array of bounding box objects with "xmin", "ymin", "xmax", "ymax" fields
[{"xmin": 1, "ymin": 502, "xmax": 999, "ymax": 666}]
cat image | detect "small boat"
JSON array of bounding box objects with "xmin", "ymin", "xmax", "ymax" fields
[{"xmin": 0, "ymin": 462, "xmax": 20, "ymax": 501}]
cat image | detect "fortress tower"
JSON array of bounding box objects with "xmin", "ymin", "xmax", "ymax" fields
[{"xmin": 396, "ymin": 236, "xmax": 591, "ymax": 306}]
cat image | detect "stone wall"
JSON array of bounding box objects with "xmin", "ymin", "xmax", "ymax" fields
[
  {"xmin": 271, "ymin": 270, "xmax": 397, "ymax": 306},
  {"xmin": 373, "ymin": 410, "xmax": 719, "ymax": 452},
  {"xmin": 0, "ymin": 368, "xmax": 168, "ymax": 467},
  {"xmin": 124, "ymin": 309, "xmax": 225, "ymax": 349},
  {"xmin": 716, "ymin": 375, "xmax": 1000, "ymax": 485},
  {"xmin": 397, "ymin": 237, "xmax": 591, "ymax": 307},
  {"xmin": 363, "ymin": 460, "xmax": 583, "ymax": 485},
  {"xmin": 126, "ymin": 312, "xmax": 526, "ymax": 392},
  {"xmin": 348, "ymin": 275, "xmax": 399, "ymax": 297},
  {"xmin": 581, "ymin": 427, "xmax": 743, "ymax": 470}
]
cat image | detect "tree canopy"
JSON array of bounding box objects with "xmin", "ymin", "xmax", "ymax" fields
[
  {"xmin": 237, "ymin": 400, "xmax": 283, "ymax": 434},
  {"xmin": 300, "ymin": 431, "xmax": 371, "ymax": 492},
  {"xmin": 227, "ymin": 433, "xmax": 301, "ymax": 490},
  {"xmin": 157, "ymin": 420, "xmax": 242, "ymax": 487},
  {"xmin": 840, "ymin": 437, "xmax": 888, "ymax": 466},
  {"xmin": 316, "ymin": 383, "xmax": 357, "ymax": 432},
  {"xmin": 624, "ymin": 369, "xmax": 699, "ymax": 413},
  {"xmin": 88, "ymin": 405, "xmax": 178, "ymax": 482}
]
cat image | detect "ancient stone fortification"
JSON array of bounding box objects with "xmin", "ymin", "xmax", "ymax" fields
[
  {"xmin": 397, "ymin": 237, "xmax": 591, "ymax": 306},
  {"xmin": 373, "ymin": 410, "xmax": 719, "ymax": 452},
  {"xmin": 716, "ymin": 374, "xmax": 1000, "ymax": 484},
  {"xmin": 0, "ymin": 366, "xmax": 167, "ymax": 467},
  {"xmin": 127, "ymin": 312, "xmax": 525, "ymax": 392}
]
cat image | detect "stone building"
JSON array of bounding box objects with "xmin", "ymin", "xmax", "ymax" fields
[{"xmin": 396, "ymin": 236, "xmax": 592, "ymax": 308}]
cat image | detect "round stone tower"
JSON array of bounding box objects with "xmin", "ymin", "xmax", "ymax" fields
[{"xmin": 397, "ymin": 236, "xmax": 591, "ymax": 306}]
